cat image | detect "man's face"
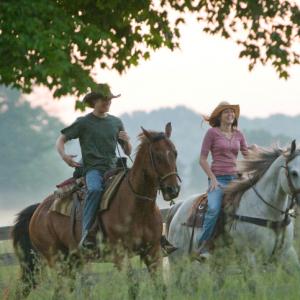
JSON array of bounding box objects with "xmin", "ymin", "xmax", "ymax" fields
[{"xmin": 94, "ymin": 97, "xmax": 112, "ymax": 113}]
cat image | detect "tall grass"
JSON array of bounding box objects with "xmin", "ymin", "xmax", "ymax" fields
[
  {"xmin": 1, "ymin": 217, "xmax": 300, "ymax": 300},
  {"xmin": 1, "ymin": 252, "xmax": 300, "ymax": 299}
]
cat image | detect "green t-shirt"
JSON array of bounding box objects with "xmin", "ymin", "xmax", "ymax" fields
[{"xmin": 61, "ymin": 113, "xmax": 125, "ymax": 174}]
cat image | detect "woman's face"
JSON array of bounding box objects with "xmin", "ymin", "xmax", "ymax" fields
[
  {"xmin": 94, "ymin": 98, "xmax": 112, "ymax": 113},
  {"xmin": 220, "ymin": 108, "xmax": 235, "ymax": 125}
]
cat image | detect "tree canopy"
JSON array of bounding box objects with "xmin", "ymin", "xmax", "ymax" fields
[{"xmin": 1, "ymin": 0, "xmax": 300, "ymax": 101}]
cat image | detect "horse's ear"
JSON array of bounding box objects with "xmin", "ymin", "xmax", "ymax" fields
[
  {"xmin": 141, "ymin": 126, "xmax": 152, "ymax": 141},
  {"xmin": 165, "ymin": 122, "xmax": 172, "ymax": 138},
  {"xmin": 290, "ymin": 139, "xmax": 296, "ymax": 155}
]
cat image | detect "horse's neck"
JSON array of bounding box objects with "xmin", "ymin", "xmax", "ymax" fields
[{"xmin": 237, "ymin": 156, "xmax": 288, "ymax": 220}]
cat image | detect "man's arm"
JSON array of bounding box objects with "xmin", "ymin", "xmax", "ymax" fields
[
  {"xmin": 56, "ymin": 134, "xmax": 81, "ymax": 168},
  {"xmin": 118, "ymin": 131, "xmax": 132, "ymax": 156}
]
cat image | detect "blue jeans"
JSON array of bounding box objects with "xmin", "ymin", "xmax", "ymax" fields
[
  {"xmin": 198, "ymin": 175, "xmax": 236, "ymax": 244},
  {"xmin": 82, "ymin": 169, "xmax": 104, "ymax": 238}
]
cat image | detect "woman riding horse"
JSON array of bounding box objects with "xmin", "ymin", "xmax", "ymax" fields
[{"xmin": 196, "ymin": 101, "xmax": 256, "ymax": 259}]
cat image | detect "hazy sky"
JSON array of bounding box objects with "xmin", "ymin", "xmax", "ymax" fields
[{"xmin": 26, "ymin": 16, "xmax": 300, "ymax": 125}]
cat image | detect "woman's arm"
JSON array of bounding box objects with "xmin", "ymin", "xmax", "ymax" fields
[{"xmin": 199, "ymin": 155, "xmax": 219, "ymax": 192}]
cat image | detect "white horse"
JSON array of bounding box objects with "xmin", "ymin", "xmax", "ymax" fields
[{"xmin": 166, "ymin": 141, "xmax": 300, "ymax": 271}]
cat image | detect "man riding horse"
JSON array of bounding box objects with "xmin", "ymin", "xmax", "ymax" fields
[
  {"xmin": 56, "ymin": 83, "xmax": 177, "ymax": 253},
  {"xmin": 56, "ymin": 83, "xmax": 132, "ymax": 249}
]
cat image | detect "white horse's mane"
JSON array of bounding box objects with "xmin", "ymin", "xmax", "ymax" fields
[{"xmin": 224, "ymin": 145, "xmax": 298, "ymax": 211}]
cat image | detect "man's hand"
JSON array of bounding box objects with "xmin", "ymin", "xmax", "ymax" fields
[
  {"xmin": 62, "ymin": 154, "xmax": 81, "ymax": 168},
  {"xmin": 118, "ymin": 131, "xmax": 130, "ymax": 143}
]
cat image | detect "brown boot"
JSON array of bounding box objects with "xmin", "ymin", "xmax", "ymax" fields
[
  {"xmin": 79, "ymin": 221, "xmax": 99, "ymax": 251},
  {"xmin": 161, "ymin": 235, "xmax": 178, "ymax": 256},
  {"xmin": 194, "ymin": 240, "xmax": 211, "ymax": 261}
]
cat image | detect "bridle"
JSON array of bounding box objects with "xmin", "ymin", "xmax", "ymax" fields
[
  {"xmin": 148, "ymin": 133, "xmax": 181, "ymax": 189},
  {"xmin": 126, "ymin": 133, "xmax": 181, "ymax": 202},
  {"xmin": 281, "ymin": 154, "xmax": 300, "ymax": 200}
]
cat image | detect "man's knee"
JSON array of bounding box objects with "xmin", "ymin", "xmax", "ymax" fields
[{"xmin": 88, "ymin": 185, "xmax": 103, "ymax": 195}]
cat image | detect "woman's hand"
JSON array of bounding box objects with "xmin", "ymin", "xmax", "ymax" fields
[
  {"xmin": 208, "ymin": 177, "xmax": 220, "ymax": 192},
  {"xmin": 248, "ymin": 144, "xmax": 259, "ymax": 152}
]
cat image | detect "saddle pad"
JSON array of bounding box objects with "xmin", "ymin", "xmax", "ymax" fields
[
  {"xmin": 100, "ymin": 171, "xmax": 125, "ymax": 211},
  {"xmin": 49, "ymin": 171, "xmax": 126, "ymax": 216},
  {"xmin": 49, "ymin": 193, "xmax": 76, "ymax": 216}
]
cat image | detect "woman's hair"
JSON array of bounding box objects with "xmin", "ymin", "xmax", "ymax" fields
[
  {"xmin": 203, "ymin": 110, "xmax": 238, "ymax": 128},
  {"xmin": 211, "ymin": 114, "xmax": 238, "ymax": 128}
]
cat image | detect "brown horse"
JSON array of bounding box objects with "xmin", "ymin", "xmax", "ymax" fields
[{"xmin": 12, "ymin": 123, "xmax": 180, "ymax": 294}]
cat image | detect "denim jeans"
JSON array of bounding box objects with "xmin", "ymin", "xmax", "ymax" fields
[
  {"xmin": 198, "ymin": 175, "xmax": 236, "ymax": 244},
  {"xmin": 82, "ymin": 169, "xmax": 104, "ymax": 238}
]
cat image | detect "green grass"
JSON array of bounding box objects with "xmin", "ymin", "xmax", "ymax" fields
[
  {"xmin": 1, "ymin": 247, "xmax": 300, "ymax": 300},
  {"xmin": 1, "ymin": 217, "xmax": 300, "ymax": 300}
]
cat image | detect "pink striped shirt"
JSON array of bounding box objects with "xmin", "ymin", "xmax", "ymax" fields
[{"xmin": 201, "ymin": 127, "xmax": 248, "ymax": 176}]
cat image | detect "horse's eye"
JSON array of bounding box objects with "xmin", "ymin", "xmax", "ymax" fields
[
  {"xmin": 291, "ymin": 170, "xmax": 298, "ymax": 178},
  {"xmin": 156, "ymin": 153, "xmax": 165, "ymax": 162},
  {"xmin": 174, "ymin": 151, "xmax": 178, "ymax": 158}
]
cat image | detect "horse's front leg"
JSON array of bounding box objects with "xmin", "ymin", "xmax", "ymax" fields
[
  {"xmin": 279, "ymin": 246, "xmax": 300, "ymax": 275},
  {"xmin": 142, "ymin": 244, "xmax": 167, "ymax": 299}
]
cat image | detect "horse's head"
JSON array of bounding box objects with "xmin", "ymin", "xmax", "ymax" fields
[
  {"xmin": 141, "ymin": 122, "xmax": 181, "ymax": 201},
  {"xmin": 281, "ymin": 140, "xmax": 300, "ymax": 206}
]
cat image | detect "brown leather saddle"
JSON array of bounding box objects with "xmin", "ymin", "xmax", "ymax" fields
[
  {"xmin": 183, "ymin": 194, "xmax": 208, "ymax": 228},
  {"xmin": 183, "ymin": 193, "xmax": 227, "ymax": 242}
]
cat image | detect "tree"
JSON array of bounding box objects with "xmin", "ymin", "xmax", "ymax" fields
[
  {"xmin": 1, "ymin": 1, "xmax": 300, "ymax": 101},
  {"xmin": 0, "ymin": 86, "xmax": 70, "ymax": 206}
]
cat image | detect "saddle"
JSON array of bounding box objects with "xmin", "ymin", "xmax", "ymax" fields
[
  {"xmin": 183, "ymin": 194, "xmax": 208, "ymax": 228},
  {"xmin": 183, "ymin": 193, "xmax": 227, "ymax": 242},
  {"xmin": 50, "ymin": 168, "xmax": 126, "ymax": 217}
]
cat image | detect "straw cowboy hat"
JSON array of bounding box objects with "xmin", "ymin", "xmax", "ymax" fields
[
  {"xmin": 207, "ymin": 101, "xmax": 240, "ymax": 127},
  {"xmin": 82, "ymin": 83, "xmax": 121, "ymax": 108}
]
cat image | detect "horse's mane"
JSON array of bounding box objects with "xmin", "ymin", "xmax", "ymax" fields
[
  {"xmin": 223, "ymin": 145, "xmax": 295, "ymax": 212},
  {"xmin": 135, "ymin": 131, "xmax": 167, "ymax": 153},
  {"xmin": 135, "ymin": 130, "xmax": 164, "ymax": 160}
]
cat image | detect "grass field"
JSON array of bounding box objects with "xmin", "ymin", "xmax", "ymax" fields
[{"xmin": 1, "ymin": 218, "xmax": 300, "ymax": 300}]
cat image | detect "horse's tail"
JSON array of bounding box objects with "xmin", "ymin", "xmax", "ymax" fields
[
  {"xmin": 165, "ymin": 201, "xmax": 182, "ymax": 237},
  {"xmin": 11, "ymin": 203, "xmax": 40, "ymax": 290}
]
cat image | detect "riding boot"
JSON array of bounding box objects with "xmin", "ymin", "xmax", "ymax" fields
[
  {"xmin": 161, "ymin": 235, "xmax": 178, "ymax": 256},
  {"xmin": 79, "ymin": 220, "xmax": 99, "ymax": 250},
  {"xmin": 195, "ymin": 240, "xmax": 211, "ymax": 261}
]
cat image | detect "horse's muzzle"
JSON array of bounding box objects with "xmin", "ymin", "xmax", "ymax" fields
[{"xmin": 161, "ymin": 185, "xmax": 180, "ymax": 201}]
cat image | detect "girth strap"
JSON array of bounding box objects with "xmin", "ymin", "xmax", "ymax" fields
[{"xmin": 230, "ymin": 214, "xmax": 291, "ymax": 231}]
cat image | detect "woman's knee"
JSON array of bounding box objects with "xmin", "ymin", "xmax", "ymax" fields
[
  {"xmin": 207, "ymin": 190, "xmax": 223, "ymax": 215},
  {"xmin": 206, "ymin": 204, "xmax": 221, "ymax": 217}
]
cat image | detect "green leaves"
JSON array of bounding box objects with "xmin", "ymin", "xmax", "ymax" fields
[
  {"xmin": 1, "ymin": 0, "xmax": 300, "ymax": 101},
  {"xmin": 191, "ymin": 0, "xmax": 300, "ymax": 78}
]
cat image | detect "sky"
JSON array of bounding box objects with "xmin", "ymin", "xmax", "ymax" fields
[{"xmin": 26, "ymin": 16, "xmax": 300, "ymax": 125}]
